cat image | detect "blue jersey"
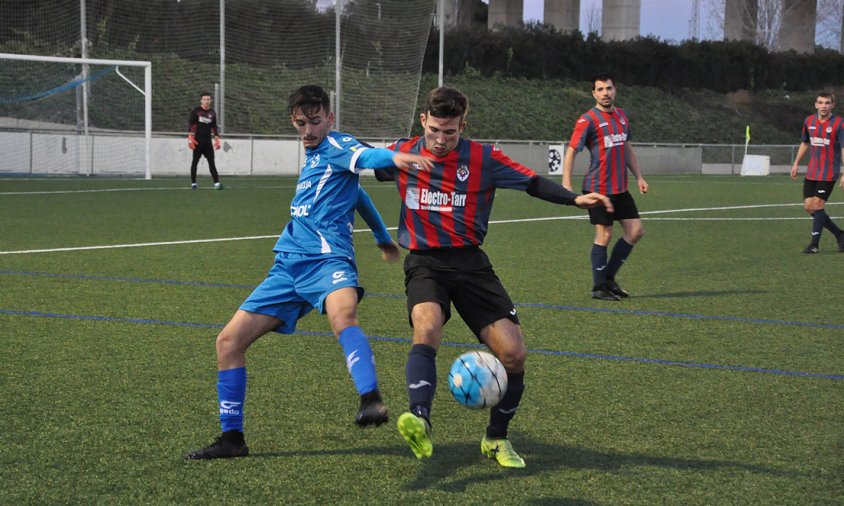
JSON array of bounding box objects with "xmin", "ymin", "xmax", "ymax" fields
[{"xmin": 273, "ymin": 132, "xmax": 373, "ymax": 258}]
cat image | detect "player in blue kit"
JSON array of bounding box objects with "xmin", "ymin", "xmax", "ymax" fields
[
  {"xmin": 185, "ymin": 85, "xmax": 433, "ymax": 460},
  {"xmin": 790, "ymin": 91, "xmax": 844, "ymax": 253}
]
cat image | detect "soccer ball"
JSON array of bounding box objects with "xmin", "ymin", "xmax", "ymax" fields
[{"xmin": 448, "ymin": 351, "xmax": 508, "ymax": 409}]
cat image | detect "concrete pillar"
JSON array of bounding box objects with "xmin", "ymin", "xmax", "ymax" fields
[
  {"xmin": 778, "ymin": 0, "xmax": 815, "ymax": 53},
  {"xmin": 840, "ymin": 0, "xmax": 844, "ymax": 53},
  {"xmin": 601, "ymin": 0, "xmax": 640, "ymax": 41},
  {"xmin": 488, "ymin": 0, "xmax": 524, "ymax": 29},
  {"xmin": 724, "ymin": 0, "xmax": 756, "ymax": 41},
  {"xmin": 544, "ymin": 0, "xmax": 581, "ymax": 33}
]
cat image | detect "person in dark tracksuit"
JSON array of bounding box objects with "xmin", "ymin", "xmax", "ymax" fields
[{"xmin": 188, "ymin": 91, "xmax": 222, "ymax": 190}]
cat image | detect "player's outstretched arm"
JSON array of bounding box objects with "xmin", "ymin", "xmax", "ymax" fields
[
  {"xmin": 525, "ymin": 176, "xmax": 613, "ymax": 212},
  {"xmin": 392, "ymin": 151, "xmax": 433, "ymax": 173},
  {"xmin": 575, "ymin": 192, "xmax": 614, "ymax": 212},
  {"xmin": 355, "ymin": 186, "xmax": 400, "ymax": 262},
  {"xmin": 355, "ymin": 148, "xmax": 433, "ymax": 173}
]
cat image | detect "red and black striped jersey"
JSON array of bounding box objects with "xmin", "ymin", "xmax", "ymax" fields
[
  {"xmin": 568, "ymin": 106, "xmax": 632, "ymax": 195},
  {"xmin": 800, "ymin": 113, "xmax": 844, "ymax": 181},
  {"xmin": 387, "ymin": 136, "xmax": 536, "ymax": 251},
  {"xmin": 188, "ymin": 106, "xmax": 218, "ymax": 143}
]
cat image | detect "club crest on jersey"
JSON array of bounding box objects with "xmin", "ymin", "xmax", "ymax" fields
[
  {"xmin": 827, "ymin": 127, "xmax": 833, "ymax": 133},
  {"xmin": 310, "ymin": 154, "xmax": 320, "ymax": 168},
  {"xmin": 457, "ymin": 165, "xmax": 469, "ymax": 182}
]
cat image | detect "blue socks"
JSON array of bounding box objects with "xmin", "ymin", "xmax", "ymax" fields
[
  {"xmin": 606, "ymin": 238, "xmax": 634, "ymax": 280},
  {"xmin": 339, "ymin": 325, "xmax": 379, "ymax": 395},
  {"xmin": 217, "ymin": 367, "xmax": 246, "ymax": 433},
  {"xmin": 406, "ymin": 343, "xmax": 437, "ymax": 420},
  {"xmin": 487, "ymin": 370, "xmax": 525, "ymax": 439},
  {"xmin": 811, "ymin": 211, "xmax": 825, "ymax": 246},
  {"xmin": 591, "ymin": 244, "xmax": 608, "ymax": 288}
]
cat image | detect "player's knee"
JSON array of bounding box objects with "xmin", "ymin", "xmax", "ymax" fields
[
  {"xmin": 498, "ymin": 346, "xmax": 526, "ymax": 373},
  {"xmin": 631, "ymin": 227, "xmax": 645, "ymax": 243},
  {"xmin": 215, "ymin": 329, "xmax": 243, "ymax": 360}
]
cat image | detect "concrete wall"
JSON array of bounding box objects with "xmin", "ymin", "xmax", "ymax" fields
[{"xmin": 0, "ymin": 130, "xmax": 797, "ymax": 178}]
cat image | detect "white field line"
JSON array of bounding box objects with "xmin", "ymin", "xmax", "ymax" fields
[
  {"xmin": 1, "ymin": 202, "xmax": 840, "ymax": 255},
  {"xmin": 0, "ymin": 186, "xmax": 299, "ymax": 195}
]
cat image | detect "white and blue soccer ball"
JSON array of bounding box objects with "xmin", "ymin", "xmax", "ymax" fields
[{"xmin": 448, "ymin": 351, "xmax": 508, "ymax": 409}]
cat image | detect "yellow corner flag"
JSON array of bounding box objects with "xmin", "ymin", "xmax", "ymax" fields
[{"xmin": 745, "ymin": 125, "xmax": 751, "ymax": 144}]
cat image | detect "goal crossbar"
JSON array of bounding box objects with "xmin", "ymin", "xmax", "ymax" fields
[{"xmin": 0, "ymin": 52, "xmax": 153, "ymax": 179}]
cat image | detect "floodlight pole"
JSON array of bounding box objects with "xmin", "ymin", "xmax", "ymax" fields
[
  {"xmin": 219, "ymin": 0, "xmax": 225, "ymax": 134},
  {"xmin": 438, "ymin": 0, "xmax": 444, "ymax": 87},
  {"xmin": 335, "ymin": 0, "xmax": 342, "ymax": 131}
]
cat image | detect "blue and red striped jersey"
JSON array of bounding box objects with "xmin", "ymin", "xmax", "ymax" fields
[
  {"xmin": 568, "ymin": 106, "xmax": 632, "ymax": 195},
  {"xmin": 387, "ymin": 136, "xmax": 536, "ymax": 250},
  {"xmin": 800, "ymin": 113, "xmax": 844, "ymax": 181}
]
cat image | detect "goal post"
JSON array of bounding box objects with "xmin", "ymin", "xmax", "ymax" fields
[{"xmin": 0, "ymin": 53, "xmax": 152, "ymax": 179}]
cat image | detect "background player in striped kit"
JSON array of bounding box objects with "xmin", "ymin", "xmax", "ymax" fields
[
  {"xmin": 378, "ymin": 86, "xmax": 612, "ymax": 468},
  {"xmin": 185, "ymin": 85, "xmax": 433, "ymax": 460},
  {"xmin": 563, "ymin": 73, "xmax": 649, "ymax": 301},
  {"xmin": 789, "ymin": 91, "xmax": 844, "ymax": 254},
  {"xmin": 188, "ymin": 91, "xmax": 223, "ymax": 190}
]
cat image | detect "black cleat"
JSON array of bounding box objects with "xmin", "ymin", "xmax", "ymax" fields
[
  {"xmin": 185, "ymin": 431, "xmax": 249, "ymax": 460},
  {"xmin": 592, "ymin": 285, "xmax": 621, "ymax": 301},
  {"xmin": 605, "ymin": 279, "xmax": 629, "ymax": 298},
  {"xmin": 355, "ymin": 390, "xmax": 389, "ymax": 427},
  {"xmin": 803, "ymin": 244, "xmax": 819, "ymax": 254}
]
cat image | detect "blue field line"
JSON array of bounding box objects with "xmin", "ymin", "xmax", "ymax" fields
[
  {"xmin": 2, "ymin": 269, "xmax": 842, "ymax": 329},
  {"xmin": 1, "ymin": 308, "xmax": 841, "ymax": 380},
  {"xmin": 514, "ymin": 302, "xmax": 844, "ymax": 330}
]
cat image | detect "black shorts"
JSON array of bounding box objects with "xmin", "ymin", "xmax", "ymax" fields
[
  {"xmin": 803, "ymin": 179, "xmax": 836, "ymax": 201},
  {"xmin": 403, "ymin": 246, "xmax": 519, "ymax": 339},
  {"xmin": 586, "ymin": 191, "xmax": 640, "ymax": 225}
]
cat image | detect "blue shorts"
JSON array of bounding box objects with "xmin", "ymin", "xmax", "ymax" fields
[{"xmin": 239, "ymin": 252, "xmax": 363, "ymax": 334}]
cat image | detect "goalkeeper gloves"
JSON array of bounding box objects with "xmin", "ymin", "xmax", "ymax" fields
[
  {"xmin": 188, "ymin": 135, "xmax": 198, "ymax": 150},
  {"xmin": 214, "ymin": 137, "xmax": 221, "ymax": 150}
]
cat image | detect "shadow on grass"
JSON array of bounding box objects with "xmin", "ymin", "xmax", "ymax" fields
[
  {"xmin": 633, "ymin": 290, "xmax": 766, "ymax": 299},
  {"xmin": 248, "ymin": 433, "xmax": 797, "ymax": 493}
]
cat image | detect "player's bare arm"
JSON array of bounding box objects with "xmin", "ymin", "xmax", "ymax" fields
[
  {"xmin": 626, "ymin": 144, "xmax": 648, "ymax": 194},
  {"xmin": 791, "ymin": 143, "xmax": 810, "ymax": 179},
  {"xmin": 562, "ymin": 146, "xmax": 577, "ymax": 191}
]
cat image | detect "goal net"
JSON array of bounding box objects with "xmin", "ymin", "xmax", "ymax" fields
[
  {"xmin": 0, "ymin": 0, "xmax": 435, "ymax": 177},
  {"xmin": 0, "ymin": 53, "xmax": 151, "ymax": 177}
]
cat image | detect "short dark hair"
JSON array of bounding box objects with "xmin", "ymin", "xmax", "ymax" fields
[
  {"xmin": 591, "ymin": 73, "xmax": 615, "ymax": 90},
  {"xmin": 425, "ymin": 86, "xmax": 468, "ymax": 119},
  {"xmin": 288, "ymin": 85, "xmax": 330, "ymax": 116},
  {"xmin": 200, "ymin": 91, "xmax": 212, "ymax": 99},
  {"xmin": 817, "ymin": 91, "xmax": 835, "ymax": 103}
]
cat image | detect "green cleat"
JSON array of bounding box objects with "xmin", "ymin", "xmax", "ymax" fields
[
  {"xmin": 481, "ymin": 436, "xmax": 525, "ymax": 468},
  {"xmin": 397, "ymin": 412, "xmax": 433, "ymax": 459}
]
